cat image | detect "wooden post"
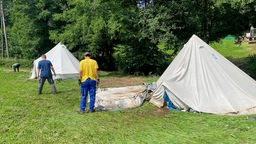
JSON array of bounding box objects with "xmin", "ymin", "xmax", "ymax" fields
[
  {"xmin": 0, "ymin": 13, "xmax": 3, "ymax": 58},
  {"xmin": 0, "ymin": 1, "xmax": 9, "ymax": 58},
  {"xmin": 0, "ymin": 1, "xmax": 3, "ymax": 58}
]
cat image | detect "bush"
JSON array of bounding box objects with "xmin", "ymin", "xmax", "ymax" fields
[
  {"xmin": 229, "ymin": 55, "xmax": 256, "ymax": 80},
  {"xmin": 244, "ymin": 55, "xmax": 256, "ymax": 80},
  {"xmin": 0, "ymin": 58, "xmax": 33, "ymax": 69},
  {"xmin": 113, "ymin": 44, "xmax": 172, "ymax": 75}
]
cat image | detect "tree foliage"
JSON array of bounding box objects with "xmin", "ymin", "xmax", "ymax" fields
[
  {"xmin": 50, "ymin": 0, "xmax": 129, "ymax": 70},
  {"xmin": 2, "ymin": 0, "xmax": 256, "ymax": 74}
]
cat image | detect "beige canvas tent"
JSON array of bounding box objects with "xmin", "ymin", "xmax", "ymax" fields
[
  {"xmin": 30, "ymin": 42, "xmax": 79, "ymax": 80},
  {"xmin": 150, "ymin": 35, "xmax": 256, "ymax": 115}
]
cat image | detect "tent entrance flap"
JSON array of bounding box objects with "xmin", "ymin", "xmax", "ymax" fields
[
  {"xmin": 164, "ymin": 91, "xmax": 180, "ymax": 110},
  {"xmin": 164, "ymin": 89, "xmax": 190, "ymax": 111}
]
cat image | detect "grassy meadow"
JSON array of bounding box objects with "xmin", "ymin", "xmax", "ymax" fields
[
  {"xmin": 210, "ymin": 39, "xmax": 256, "ymax": 58},
  {"xmin": 1, "ymin": 66, "xmax": 256, "ymax": 144},
  {"xmin": 1, "ymin": 40, "xmax": 256, "ymax": 143}
]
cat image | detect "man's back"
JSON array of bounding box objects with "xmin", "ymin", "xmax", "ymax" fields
[
  {"xmin": 12, "ymin": 63, "xmax": 20, "ymax": 67},
  {"xmin": 38, "ymin": 60, "xmax": 53, "ymax": 77},
  {"xmin": 80, "ymin": 59, "xmax": 98, "ymax": 82}
]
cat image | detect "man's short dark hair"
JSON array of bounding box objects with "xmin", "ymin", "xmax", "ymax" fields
[
  {"xmin": 84, "ymin": 52, "xmax": 91, "ymax": 57},
  {"xmin": 41, "ymin": 54, "xmax": 46, "ymax": 59}
]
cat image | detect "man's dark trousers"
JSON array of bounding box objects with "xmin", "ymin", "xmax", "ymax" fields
[{"xmin": 38, "ymin": 77, "xmax": 57, "ymax": 94}]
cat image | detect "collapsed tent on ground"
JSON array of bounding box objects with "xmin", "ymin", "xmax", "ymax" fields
[
  {"xmin": 30, "ymin": 42, "xmax": 79, "ymax": 80},
  {"xmin": 150, "ymin": 34, "xmax": 256, "ymax": 115},
  {"xmin": 95, "ymin": 85, "xmax": 148, "ymax": 111}
]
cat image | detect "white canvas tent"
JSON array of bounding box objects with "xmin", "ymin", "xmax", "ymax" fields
[
  {"xmin": 150, "ymin": 34, "xmax": 256, "ymax": 115},
  {"xmin": 30, "ymin": 42, "xmax": 80, "ymax": 80}
]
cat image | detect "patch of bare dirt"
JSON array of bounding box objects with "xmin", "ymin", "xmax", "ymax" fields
[
  {"xmin": 247, "ymin": 43, "xmax": 256, "ymax": 54},
  {"xmin": 137, "ymin": 107, "xmax": 170, "ymax": 118},
  {"xmin": 99, "ymin": 77, "xmax": 143, "ymax": 87},
  {"xmin": 146, "ymin": 107, "xmax": 170, "ymax": 117},
  {"xmin": 3, "ymin": 69, "xmax": 30, "ymax": 73},
  {"xmin": 252, "ymin": 44, "xmax": 256, "ymax": 53}
]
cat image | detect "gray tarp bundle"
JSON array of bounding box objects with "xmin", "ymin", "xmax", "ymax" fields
[{"xmin": 150, "ymin": 35, "xmax": 256, "ymax": 115}]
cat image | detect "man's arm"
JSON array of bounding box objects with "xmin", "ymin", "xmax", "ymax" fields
[
  {"xmin": 96, "ymin": 68, "xmax": 100, "ymax": 86},
  {"xmin": 37, "ymin": 68, "xmax": 40, "ymax": 79},
  {"xmin": 95, "ymin": 61, "xmax": 99, "ymax": 81},
  {"xmin": 37, "ymin": 62, "xmax": 41, "ymax": 79},
  {"xmin": 79, "ymin": 70, "xmax": 82, "ymax": 79},
  {"xmin": 78, "ymin": 70, "xmax": 82, "ymax": 85},
  {"xmin": 51, "ymin": 66, "xmax": 56, "ymax": 77},
  {"xmin": 96, "ymin": 68, "xmax": 99, "ymax": 81}
]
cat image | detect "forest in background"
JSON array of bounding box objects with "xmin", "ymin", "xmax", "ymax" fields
[{"xmin": 1, "ymin": 0, "xmax": 256, "ymax": 74}]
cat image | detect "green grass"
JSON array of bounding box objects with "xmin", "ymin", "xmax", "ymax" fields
[
  {"xmin": 1, "ymin": 67, "xmax": 256, "ymax": 143},
  {"xmin": 210, "ymin": 40, "xmax": 255, "ymax": 58}
]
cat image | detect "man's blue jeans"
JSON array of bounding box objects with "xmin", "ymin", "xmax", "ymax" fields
[{"xmin": 80, "ymin": 78, "xmax": 96, "ymax": 111}]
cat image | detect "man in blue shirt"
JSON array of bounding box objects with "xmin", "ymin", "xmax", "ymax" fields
[{"xmin": 37, "ymin": 54, "xmax": 57, "ymax": 94}]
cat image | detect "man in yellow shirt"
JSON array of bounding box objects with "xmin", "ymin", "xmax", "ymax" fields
[{"xmin": 78, "ymin": 52, "xmax": 99, "ymax": 113}]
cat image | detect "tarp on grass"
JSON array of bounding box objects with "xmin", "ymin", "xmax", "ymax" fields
[{"xmin": 95, "ymin": 85, "xmax": 148, "ymax": 111}]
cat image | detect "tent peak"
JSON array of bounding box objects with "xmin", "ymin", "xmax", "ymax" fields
[
  {"xmin": 187, "ymin": 34, "xmax": 207, "ymax": 47},
  {"xmin": 190, "ymin": 34, "xmax": 201, "ymax": 41}
]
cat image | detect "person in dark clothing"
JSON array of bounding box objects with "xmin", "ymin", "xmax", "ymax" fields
[
  {"xmin": 12, "ymin": 63, "xmax": 20, "ymax": 72},
  {"xmin": 37, "ymin": 54, "xmax": 57, "ymax": 94}
]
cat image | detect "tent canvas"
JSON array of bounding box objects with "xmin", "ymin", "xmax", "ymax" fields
[
  {"xmin": 95, "ymin": 85, "xmax": 147, "ymax": 111},
  {"xmin": 150, "ymin": 34, "xmax": 256, "ymax": 115},
  {"xmin": 30, "ymin": 42, "xmax": 79, "ymax": 80}
]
